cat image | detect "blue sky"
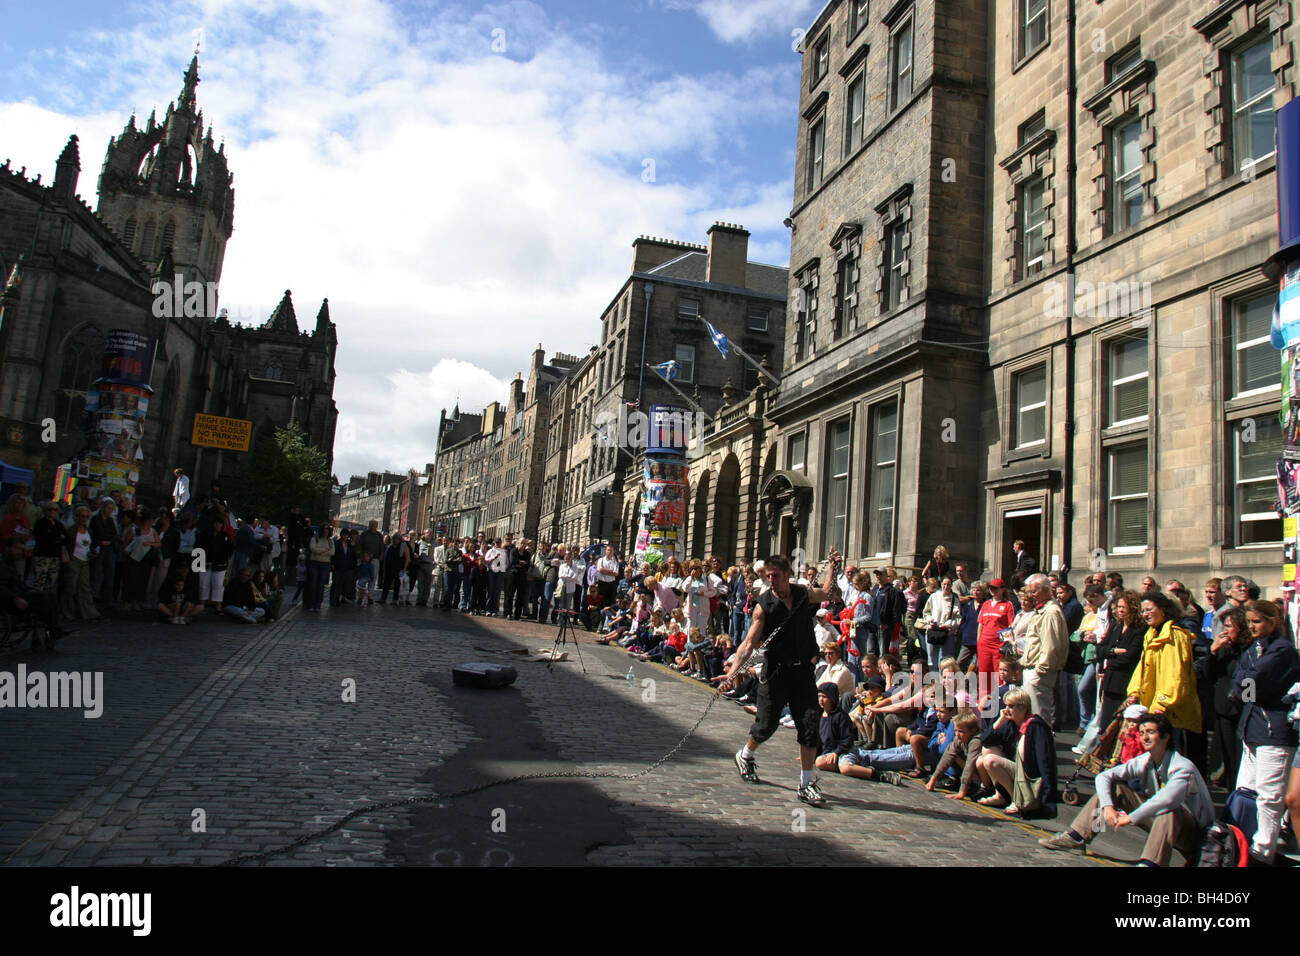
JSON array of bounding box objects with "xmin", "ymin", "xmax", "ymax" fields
[{"xmin": 0, "ymin": 0, "xmax": 821, "ymax": 479}]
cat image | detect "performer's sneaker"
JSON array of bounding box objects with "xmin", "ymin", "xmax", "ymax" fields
[
  {"xmin": 875, "ymin": 771, "xmax": 904, "ymax": 787},
  {"xmin": 734, "ymin": 749, "xmax": 758, "ymax": 783},
  {"xmin": 798, "ymin": 779, "xmax": 826, "ymax": 807}
]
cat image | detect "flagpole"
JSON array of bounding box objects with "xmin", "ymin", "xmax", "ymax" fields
[
  {"xmin": 698, "ymin": 315, "xmax": 780, "ymax": 386},
  {"xmin": 644, "ymin": 364, "xmax": 712, "ymax": 420}
]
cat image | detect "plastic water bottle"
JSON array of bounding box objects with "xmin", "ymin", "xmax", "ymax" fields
[{"xmin": 625, "ymin": 665, "xmax": 635, "ymax": 684}]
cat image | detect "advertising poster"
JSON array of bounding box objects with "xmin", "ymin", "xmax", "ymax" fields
[{"xmin": 636, "ymin": 444, "xmax": 688, "ymax": 564}]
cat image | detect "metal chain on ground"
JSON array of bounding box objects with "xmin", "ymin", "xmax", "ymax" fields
[{"xmin": 221, "ymin": 691, "xmax": 724, "ymax": 866}]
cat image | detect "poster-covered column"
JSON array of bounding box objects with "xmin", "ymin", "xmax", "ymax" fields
[
  {"xmin": 1270, "ymin": 100, "xmax": 1300, "ymax": 645},
  {"xmin": 633, "ymin": 405, "xmax": 691, "ymax": 568},
  {"xmin": 76, "ymin": 330, "xmax": 157, "ymax": 509}
]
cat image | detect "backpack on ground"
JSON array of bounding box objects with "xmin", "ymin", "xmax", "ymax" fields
[
  {"xmin": 1191, "ymin": 821, "xmax": 1248, "ymax": 867},
  {"xmin": 1223, "ymin": 787, "xmax": 1259, "ymax": 845}
]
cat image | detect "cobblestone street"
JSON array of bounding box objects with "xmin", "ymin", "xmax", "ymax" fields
[{"xmin": 2, "ymin": 605, "xmax": 1147, "ymax": 866}]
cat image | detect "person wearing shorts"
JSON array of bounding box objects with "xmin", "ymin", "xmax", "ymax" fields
[{"xmin": 720, "ymin": 551, "xmax": 840, "ymax": 808}]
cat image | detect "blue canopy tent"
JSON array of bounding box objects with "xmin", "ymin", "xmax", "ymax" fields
[{"xmin": 0, "ymin": 460, "xmax": 35, "ymax": 503}]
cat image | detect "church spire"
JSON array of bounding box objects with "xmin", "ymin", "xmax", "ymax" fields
[
  {"xmin": 179, "ymin": 54, "xmax": 200, "ymax": 113},
  {"xmin": 53, "ymin": 134, "xmax": 80, "ymax": 202},
  {"xmin": 264, "ymin": 289, "xmax": 298, "ymax": 334}
]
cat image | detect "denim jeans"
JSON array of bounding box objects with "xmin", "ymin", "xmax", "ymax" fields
[
  {"xmin": 925, "ymin": 632, "xmax": 951, "ymax": 672},
  {"xmin": 1077, "ymin": 662, "xmax": 1098, "ymax": 727},
  {"xmin": 839, "ymin": 745, "xmax": 923, "ymax": 771},
  {"xmin": 307, "ymin": 561, "xmax": 329, "ymax": 610},
  {"xmin": 862, "ymin": 624, "xmax": 882, "ymax": 657},
  {"xmin": 731, "ymin": 610, "xmax": 746, "ymax": 642},
  {"xmin": 542, "ymin": 581, "xmax": 557, "ymax": 622},
  {"xmin": 442, "ymin": 571, "xmax": 460, "ymax": 609}
]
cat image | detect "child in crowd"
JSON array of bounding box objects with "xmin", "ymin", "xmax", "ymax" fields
[
  {"xmin": 705, "ymin": 631, "xmax": 733, "ymax": 682},
  {"xmin": 814, "ymin": 682, "xmax": 857, "ymax": 775},
  {"xmin": 682, "ymin": 625, "xmax": 712, "ymax": 679},
  {"xmin": 927, "ymin": 708, "xmax": 984, "ymax": 797},
  {"xmin": 356, "ymin": 551, "xmax": 375, "ymax": 606},
  {"xmin": 978, "ymin": 657, "xmax": 1021, "ymax": 731},
  {"xmin": 1116, "ymin": 703, "xmax": 1148, "ymax": 764},
  {"xmin": 850, "ymin": 675, "xmax": 888, "ymax": 744}
]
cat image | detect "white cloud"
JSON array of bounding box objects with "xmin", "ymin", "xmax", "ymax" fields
[
  {"xmin": 2, "ymin": 0, "xmax": 795, "ymax": 482},
  {"xmin": 665, "ymin": 0, "xmax": 823, "ymax": 45},
  {"xmin": 333, "ymin": 359, "xmax": 512, "ymax": 479}
]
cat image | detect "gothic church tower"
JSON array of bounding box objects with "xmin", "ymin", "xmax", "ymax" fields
[{"xmin": 96, "ymin": 55, "xmax": 234, "ymax": 287}]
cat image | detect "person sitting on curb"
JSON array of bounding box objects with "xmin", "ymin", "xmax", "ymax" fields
[
  {"xmin": 926, "ymin": 708, "xmax": 984, "ymax": 798},
  {"xmin": 834, "ymin": 695, "xmax": 950, "ymax": 782},
  {"xmin": 1039, "ymin": 713, "xmax": 1213, "ymax": 866},
  {"xmin": 813, "ymin": 682, "xmax": 857, "ymax": 775}
]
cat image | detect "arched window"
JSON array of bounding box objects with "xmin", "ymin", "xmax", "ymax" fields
[
  {"xmin": 122, "ymin": 218, "xmax": 137, "ymax": 249},
  {"xmin": 265, "ymin": 359, "xmax": 283, "ymax": 380},
  {"xmin": 55, "ymin": 325, "xmax": 106, "ymax": 435},
  {"xmin": 139, "ymin": 220, "xmax": 156, "ymax": 258},
  {"xmin": 161, "ymin": 220, "xmax": 176, "ymax": 254}
]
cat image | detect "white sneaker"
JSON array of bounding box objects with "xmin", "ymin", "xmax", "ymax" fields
[{"xmin": 779, "ymin": 714, "xmax": 796, "ymax": 728}]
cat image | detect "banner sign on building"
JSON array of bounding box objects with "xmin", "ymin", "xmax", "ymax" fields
[
  {"xmin": 98, "ymin": 329, "xmax": 157, "ymax": 388},
  {"xmin": 191, "ymin": 413, "xmax": 253, "ymax": 452}
]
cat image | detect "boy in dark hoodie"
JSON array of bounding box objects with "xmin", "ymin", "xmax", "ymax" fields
[{"xmin": 814, "ymin": 681, "xmax": 859, "ymax": 774}]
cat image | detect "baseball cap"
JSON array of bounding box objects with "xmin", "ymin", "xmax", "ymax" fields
[{"xmin": 989, "ymin": 578, "xmax": 1005, "ymax": 588}]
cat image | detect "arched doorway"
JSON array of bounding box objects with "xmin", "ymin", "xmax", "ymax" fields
[
  {"xmin": 691, "ymin": 471, "xmax": 710, "ymax": 560},
  {"xmin": 757, "ymin": 443, "xmax": 778, "ymax": 556},
  {"xmin": 711, "ymin": 454, "xmax": 740, "ymax": 564}
]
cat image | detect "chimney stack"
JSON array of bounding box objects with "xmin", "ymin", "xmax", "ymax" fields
[{"xmin": 706, "ymin": 222, "xmax": 749, "ymax": 288}]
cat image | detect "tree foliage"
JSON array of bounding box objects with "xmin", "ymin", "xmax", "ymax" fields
[{"xmin": 227, "ymin": 423, "xmax": 329, "ymax": 521}]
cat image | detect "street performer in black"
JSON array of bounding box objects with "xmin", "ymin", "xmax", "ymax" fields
[{"xmin": 719, "ymin": 549, "xmax": 841, "ymax": 807}]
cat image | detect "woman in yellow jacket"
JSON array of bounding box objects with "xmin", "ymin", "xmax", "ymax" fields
[{"xmin": 1125, "ymin": 590, "xmax": 1201, "ymax": 736}]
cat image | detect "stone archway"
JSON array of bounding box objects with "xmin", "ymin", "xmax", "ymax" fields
[
  {"xmin": 691, "ymin": 470, "xmax": 711, "ymax": 560},
  {"xmin": 711, "ymin": 454, "xmax": 740, "ymax": 564},
  {"xmin": 756, "ymin": 443, "xmax": 778, "ymax": 556}
]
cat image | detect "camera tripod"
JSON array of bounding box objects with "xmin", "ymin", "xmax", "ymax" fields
[{"xmin": 549, "ymin": 609, "xmax": 588, "ymax": 674}]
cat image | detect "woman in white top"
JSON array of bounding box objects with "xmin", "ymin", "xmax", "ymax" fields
[
  {"xmin": 681, "ymin": 559, "xmax": 716, "ymax": 632},
  {"xmin": 815, "ymin": 639, "xmax": 855, "ymax": 697},
  {"xmin": 921, "ymin": 577, "xmax": 962, "ymax": 672},
  {"xmin": 556, "ymin": 554, "xmax": 579, "ymax": 613}
]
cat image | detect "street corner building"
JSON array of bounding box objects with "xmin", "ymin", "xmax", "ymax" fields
[{"xmin": 0, "ymin": 55, "xmax": 338, "ymax": 508}]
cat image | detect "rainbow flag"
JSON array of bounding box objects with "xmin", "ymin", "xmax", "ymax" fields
[{"xmin": 53, "ymin": 465, "xmax": 77, "ymax": 504}]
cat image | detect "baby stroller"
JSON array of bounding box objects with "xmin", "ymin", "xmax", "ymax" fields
[{"xmin": 1060, "ymin": 714, "xmax": 1124, "ymax": 806}]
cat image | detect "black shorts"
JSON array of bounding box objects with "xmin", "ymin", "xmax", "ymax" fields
[{"xmin": 750, "ymin": 662, "xmax": 820, "ymax": 749}]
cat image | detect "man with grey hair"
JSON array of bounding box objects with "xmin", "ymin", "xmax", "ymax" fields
[
  {"xmin": 1210, "ymin": 575, "xmax": 1251, "ymax": 642},
  {"xmin": 1020, "ymin": 573, "xmax": 1068, "ymax": 728}
]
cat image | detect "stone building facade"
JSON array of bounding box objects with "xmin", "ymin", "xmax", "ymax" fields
[
  {"xmin": 736, "ymin": 0, "xmax": 1288, "ymax": 590},
  {"xmin": 536, "ymin": 226, "xmax": 788, "ymax": 554},
  {"xmin": 336, "ymin": 470, "xmax": 406, "ymax": 530},
  {"xmin": 765, "ymin": 0, "xmax": 990, "ymax": 572},
  {"xmin": 428, "ymin": 402, "xmax": 500, "ymax": 539},
  {"xmin": 980, "ymin": 0, "xmax": 1288, "ymax": 586},
  {"xmin": 0, "ymin": 56, "xmax": 337, "ymax": 512}
]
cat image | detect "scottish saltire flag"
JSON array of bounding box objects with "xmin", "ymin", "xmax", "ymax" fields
[
  {"xmin": 704, "ymin": 319, "xmax": 729, "ymax": 358},
  {"xmin": 650, "ymin": 360, "xmax": 679, "ymax": 381}
]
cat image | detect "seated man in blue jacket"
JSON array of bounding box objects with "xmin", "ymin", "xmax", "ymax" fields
[{"xmin": 1039, "ymin": 713, "xmax": 1213, "ymax": 865}]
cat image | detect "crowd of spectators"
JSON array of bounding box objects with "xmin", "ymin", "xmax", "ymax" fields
[{"xmin": 5, "ymin": 482, "xmax": 1298, "ymax": 863}]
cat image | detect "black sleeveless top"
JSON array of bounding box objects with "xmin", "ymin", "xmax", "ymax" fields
[{"xmin": 758, "ymin": 584, "xmax": 819, "ymax": 666}]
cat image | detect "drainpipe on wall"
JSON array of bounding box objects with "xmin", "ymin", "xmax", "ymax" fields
[{"xmin": 1062, "ymin": 0, "xmax": 1078, "ymax": 580}]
